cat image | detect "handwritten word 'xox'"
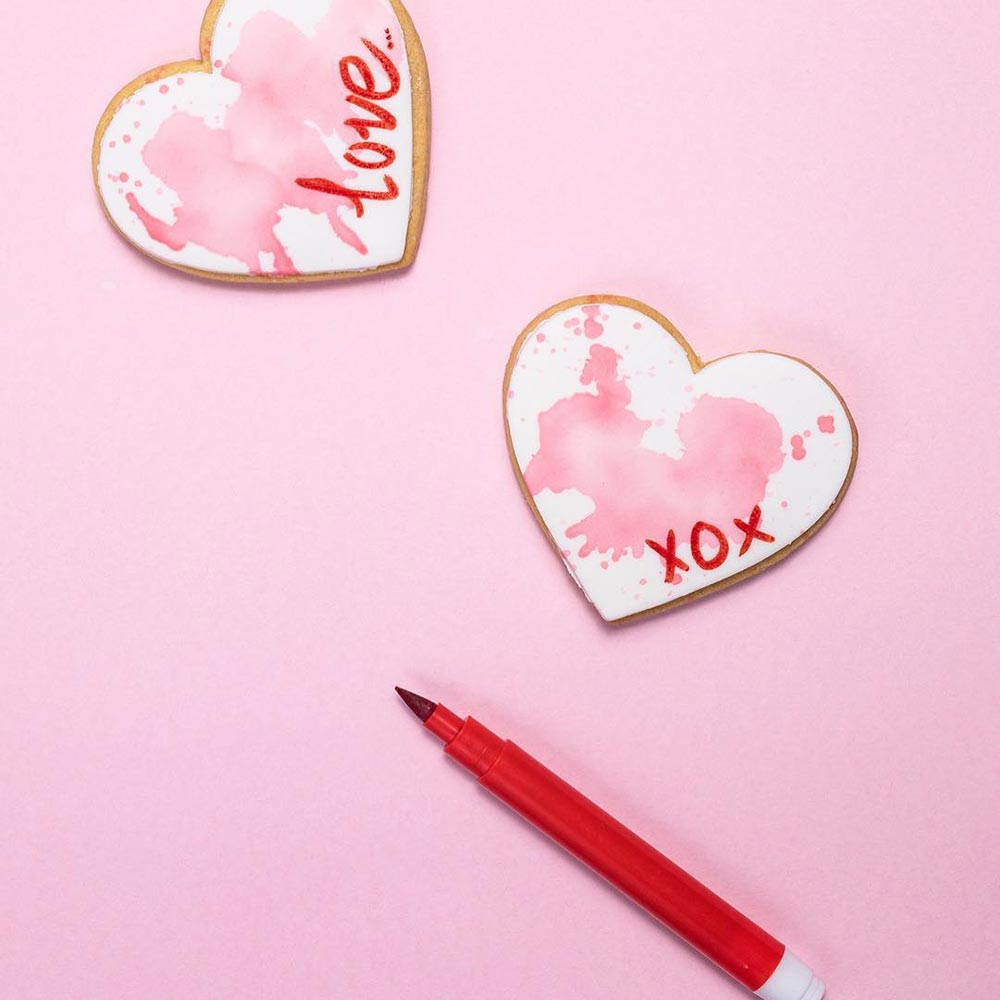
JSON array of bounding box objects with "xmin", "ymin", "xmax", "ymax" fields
[
  {"xmin": 646, "ymin": 505, "xmax": 775, "ymax": 584},
  {"xmin": 296, "ymin": 39, "xmax": 401, "ymax": 216}
]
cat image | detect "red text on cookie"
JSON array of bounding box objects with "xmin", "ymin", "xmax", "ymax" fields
[
  {"xmin": 296, "ymin": 38, "xmax": 400, "ymax": 217},
  {"xmin": 646, "ymin": 506, "xmax": 776, "ymax": 584},
  {"xmin": 733, "ymin": 505, "xmax": 775, "ymax": 556},
  {"xmin": 645, "ymin": 530, "xmax": 689, "ymax": 584}
]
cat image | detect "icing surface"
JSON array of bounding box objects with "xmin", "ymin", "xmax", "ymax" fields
[
  {"xmin": 506, "ymin": 300, "xmax": 856, "ymax": 622},
  {"xmin": 95, "ymin": 0, "xmax": 419, "ymax": 278}
]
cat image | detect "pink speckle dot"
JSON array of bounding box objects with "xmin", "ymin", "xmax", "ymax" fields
[
  {"xmin": 138, "ymin": 99, "xmax": 145, "ymax": 106},
  {"xmin": 633, "ymin": 322, "xmax": 642, "ymax": 330},
  {"xmin": 804, "ymin": 429, "xmax": 811, "ymax": 438},
  {"xmin": 818, "ymin": 415, "xmax": 835, "ymax": 434},
  {"xmin": 119, "ymin": 172, "xmax": 129, "ymax": 182},
  {"xmin": 108, "ymin": 140, "xmax": 116, "ymax": 148},
  {"xmin": 214, "ymin": 59, "xmax": 223, "ymax": 68},
  {"xmin": 639, "ymin": 578, "xmax": 647, "ymax": 586},
  {"xmin": 133, "ymin": 120, "xmax": 140, "ymax": 128},
  {"xmin": 791, "ymin": 434, "xmax": 807, "ymax": 461},
  {"xmin": 600, "ymin": 561, "xmax": 609, "ymax": 570},
  {"xmin": 134, "ymin": 179, "xmax": 143, "ymax": 188},
  {"xmin": 781, "ymin": 500, "xmax": 789, "ymax": 509},
  {"xmin": 537, "ymin": 333, "xmax": 546, "ymax": 342},
  {"xmin": 159, "ymin": 84, "xmax": 169, "ymax": 94},
  {"xmin": 176, "ymin": 77, "xmax": 184, "ymax": 85},
  {"xmin": 122, "ymin": 134, "xmax": 131, "ymax": 143},
  {"xmin": 507, "ymin": 390, "xmax": 514, "ymax": 399}
]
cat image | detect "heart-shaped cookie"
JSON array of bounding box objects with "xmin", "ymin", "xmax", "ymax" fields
[
  {"xmin": 93, "ymin": 0, "xmax": 428, "ymax": 281},
  {"xmin": 505, "ymin": 297, "xmax": 857, "ymax": 623}
]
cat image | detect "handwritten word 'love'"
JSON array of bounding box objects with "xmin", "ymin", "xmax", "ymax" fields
[
  {"xmin": 296, "ymin": 39, "xmax": 400, "ymax": 217},
  {"xmin": 645, "ymin": 505, "xmax": 775, "ymax": 584}
]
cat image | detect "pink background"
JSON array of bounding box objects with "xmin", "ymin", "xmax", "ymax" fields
[{"xmin": 2, "ymin": 1, "xmax": 999, "ymax": 998}]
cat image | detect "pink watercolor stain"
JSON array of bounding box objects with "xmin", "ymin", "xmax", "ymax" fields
[
  {"xmin": 125, "ymin": 0, "xmax": 400, "ymax": 275},
  {"xmin": 791, "ymin": 434, "xmax": 807, "ymax": 461},
  {"xmin": 818, "ymin": 415, "xmax": 835, "ymax": 434},
  {"xmin": 582, "ymin": 305, "xmax": 604, "ymax": 339},
  {"xmin": 524, "ymin": 344, "xmax": 785, "ymax": 560}
]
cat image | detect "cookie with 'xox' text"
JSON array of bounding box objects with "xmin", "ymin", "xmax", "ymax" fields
[
  {"xmin": 505, "ymin": 297, "xmax": 858, "ymax": 624},
  {"xmin": 93, "ymin": 0, "xmax": 429, "ymax": 282}
]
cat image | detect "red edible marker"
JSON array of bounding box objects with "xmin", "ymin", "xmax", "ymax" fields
[{"xmin": 396, "ymin": 687, "xmax": 824, "ymax": 1000}]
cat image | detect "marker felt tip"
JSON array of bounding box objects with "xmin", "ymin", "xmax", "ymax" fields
[{"xmin": 396, "ymin": 687, "xmax": 825, "ymax": 1000}]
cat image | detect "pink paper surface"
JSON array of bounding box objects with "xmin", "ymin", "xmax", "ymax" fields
[{"xmin": 2, "ymin": 1, "xmax": 999, "ymax": 998}]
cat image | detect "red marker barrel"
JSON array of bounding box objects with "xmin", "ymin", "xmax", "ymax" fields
[{"xmin": 421, "ymin": 701, "xmax": 823, "ymax": 1000}]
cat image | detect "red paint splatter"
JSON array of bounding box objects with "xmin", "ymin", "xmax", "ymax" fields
[
  {"xmin": 818, "ymin": 415, "xmax": 835, "ymax": 434},
  {"xmin": 524, "ymin": 344, "xmax": 785, "ymax": 560},
  {"xmin": 126, "ymin": 2, "xmax": 401, "ymax": 274},
  {"xmin": 791, "ymin": 435, "xmax": 807, "ymax": 460}
]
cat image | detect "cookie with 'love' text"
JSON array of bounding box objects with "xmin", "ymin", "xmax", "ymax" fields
[
  {"xmin": 93, "ymin": 0, "xmax": 429, "ymax": 282},
  {"xmin": 504, "ymin": 297, "xmax": 858, "ymax": 624}
]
